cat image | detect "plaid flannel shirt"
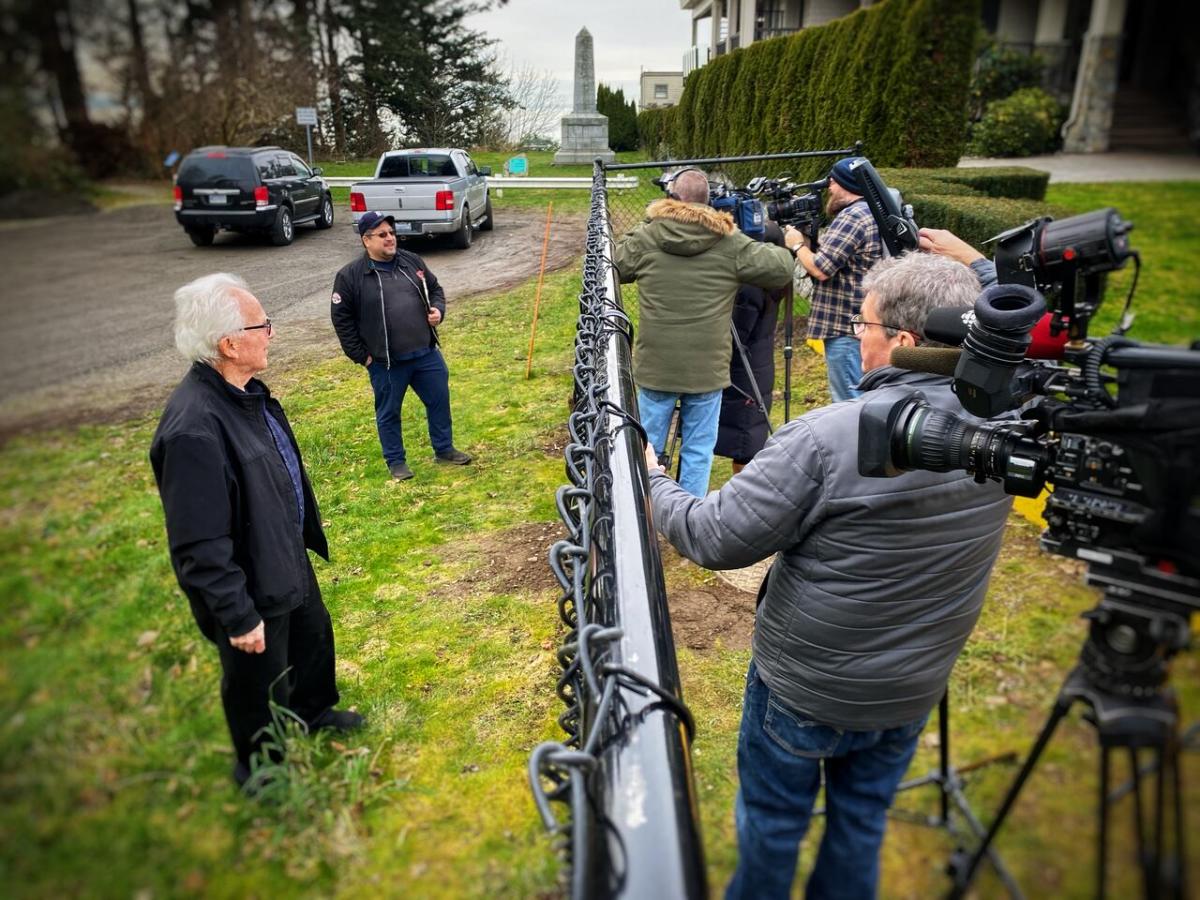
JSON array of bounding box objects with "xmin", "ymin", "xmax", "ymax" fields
[{"xmin": 805, "ymin": 201, "xmax": 882, "ymax": 339}]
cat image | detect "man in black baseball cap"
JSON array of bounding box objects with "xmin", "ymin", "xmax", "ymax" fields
[
  {"xmin": 356, "ymin": 210, "xmax": 394, "ymax": 237},
  {"xmin": 783, "ymin": 156, "xmax": 882, "ymax": 403},
  {"xmin": 330, "ymin": 211, "xmax": 473, "ymax": 480}
]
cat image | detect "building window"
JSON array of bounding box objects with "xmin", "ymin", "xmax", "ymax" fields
[{"xmin": 654, "ymin": 83, "xmax": 669, "ymax": 99}]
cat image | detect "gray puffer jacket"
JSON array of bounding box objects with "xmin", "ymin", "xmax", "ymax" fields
[{"xmin": 648, "ymin": 366, "xmax": 1013, "ymax": 730}]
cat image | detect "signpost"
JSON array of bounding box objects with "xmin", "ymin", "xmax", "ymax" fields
[{"xmin": 295, "ymin": 107, "xmax": 318, "ymax": 165}]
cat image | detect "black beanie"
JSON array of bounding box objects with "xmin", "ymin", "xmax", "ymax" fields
[{"xmin": 830, "ymin": 157, "xmax": 865, "ymax": 193}]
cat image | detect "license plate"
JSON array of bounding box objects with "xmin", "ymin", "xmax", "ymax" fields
[
  {"xmin": 394, "ymin": 222, "xmax": 412, "ymax": 233},
  {"xmin": 208, "ymin": 194, "xmax": 227, "ymax": 205}
]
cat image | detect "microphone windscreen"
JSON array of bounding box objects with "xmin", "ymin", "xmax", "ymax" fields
[
  {"xmin": 890, "ymin": 346, "xmax": 962, "ymax": 376},
  {"xmin": 923, "ymin": 306, "xmax": 972, "ymax": 346}
]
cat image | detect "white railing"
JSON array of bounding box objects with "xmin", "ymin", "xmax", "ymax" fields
[{"xmin": 323, "ymin": 175, "xmax": 640, "ymax": 190}]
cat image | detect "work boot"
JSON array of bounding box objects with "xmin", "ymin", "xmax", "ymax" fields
[
  {"xmin": 434, "ymin": 448, "xmax": 472, "ymax": 465},
  {"xmin": 389, "ymin": 462, "xmax": 414, "ymax": 481}
]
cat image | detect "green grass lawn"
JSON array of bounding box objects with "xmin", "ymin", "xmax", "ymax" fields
[
  {"xmin": 2, "ymin": 181, "xmax": 1197, "ymax": 898},
  {"xmin": 1044, "ymin": 181, "xmax": 1200, "ymax": 345}
]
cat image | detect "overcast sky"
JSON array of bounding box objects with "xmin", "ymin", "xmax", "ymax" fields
[{"xmin": 469, "ymin": 0, "xmax": 701, "ymax": 117}]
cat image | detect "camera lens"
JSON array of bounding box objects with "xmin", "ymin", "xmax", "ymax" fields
[{"xmin": 859, "ymin": 393, "xmax": 1048, "ymax": 497}]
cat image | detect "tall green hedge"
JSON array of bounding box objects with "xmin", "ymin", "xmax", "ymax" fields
[
  {"xmin": 671, "ymin": 0, "xmax": 979, "ymax": 173},
  {"xmin": 636, "ymin": 107, "xmax": 677, "ymax": 155}
]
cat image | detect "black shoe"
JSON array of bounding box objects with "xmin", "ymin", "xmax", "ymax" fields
[
  {"xmin": 309, "ymin": 708, "xmax": 366, "ymax": 734},
  {"xmin": 389, "ymin": 462, "xmax": 414, "ymax": 481},
  {"xmin": 434, "ymin": 448, "xmax": 472, "ymax": 465},
  {"xmin": 233, "ymin": 761, "xmax": 276, "ymax": 795}
]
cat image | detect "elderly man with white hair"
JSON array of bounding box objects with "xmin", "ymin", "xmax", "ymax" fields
[{"xmin": 150, "ymin": 273, "xmax": 362, "ymax": 790}]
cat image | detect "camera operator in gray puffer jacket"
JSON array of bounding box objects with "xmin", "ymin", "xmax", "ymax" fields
[{"xmin": 643, "ymin": 252, "xmax": 1013, "ymax": 900}]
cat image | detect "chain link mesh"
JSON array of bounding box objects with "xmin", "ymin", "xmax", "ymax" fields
[{"xmin": 527, "ymin": 165, "xmax": 704, "ymax": 898}]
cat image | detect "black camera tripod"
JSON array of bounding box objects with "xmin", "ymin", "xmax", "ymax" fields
[
  {"xmin": 948, "ymin": 594, "xmax": 1192, "ymax": 900},
  {"xmin": 887, "ymin": 691, "xmax": 1024, "ymax": 898}
]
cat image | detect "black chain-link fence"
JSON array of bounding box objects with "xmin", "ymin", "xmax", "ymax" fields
[
  {"xmin": 604, "ymin": 146, "xmax": 862, "ymax": 238},
  {"xmin": 528, "ymin": 166, "xmax": 706, "ymax": 899}
]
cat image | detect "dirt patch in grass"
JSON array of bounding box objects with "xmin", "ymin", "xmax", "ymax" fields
[
  {"xmin": 446, "ymin": 521, "xmax": 565, "ymax": 597},
  {"xmin": 441, "ymin": 522, "xmax": 757, "ymax": 651}
]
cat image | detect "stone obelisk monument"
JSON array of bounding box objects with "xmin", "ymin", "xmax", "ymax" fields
[{"xmin": 554, "ymin": 28, "xmax": 616, "ymax": 165}]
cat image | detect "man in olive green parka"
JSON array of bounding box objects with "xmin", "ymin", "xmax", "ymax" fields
[{"xmin": 615, "ymin": 168, "xmax": 795, "ymax": 496}]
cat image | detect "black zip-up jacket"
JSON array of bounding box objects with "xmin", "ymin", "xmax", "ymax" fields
[
  {"xmin": 330, "ymin": 249, "xmax": 447, "ymax": 366},
  {"xmin": 150, "ymin": 362, "xmax": 329, "ymax": 638}
]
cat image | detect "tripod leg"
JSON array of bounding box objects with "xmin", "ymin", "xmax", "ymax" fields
[
  {"xmin": 949, "ymin": 694, "xmax": 1073, "ymax": 899},
  {"xmin": 1153, "ymin": 746, "xmax": 1166, "ymax": 899},
  {"xmin": 1098, "ymin": 746, "xmax": 1109, "ymax": 900},
  {"xmin": 783, "ymin": 287, "xmax": 793, "ymax": 423},
  {"xmin": 664, "ymin": 401, "xmax": 682, "ymax": 480},
  {"xmin": 938, "ymin": 693, "xmax": 950, "ymax": 826},
  {"xmin": 1127, "ymin": 747, "xmax": 1152, "ymax": 898},
  {"xmin": 1171, "ymin": 735, "xmax": 1186, "ymax": 900}
]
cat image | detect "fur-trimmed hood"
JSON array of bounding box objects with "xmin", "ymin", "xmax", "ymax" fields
[{"xmin": 641, "ymin": 198, "xmax": 735, "ymax": 256}]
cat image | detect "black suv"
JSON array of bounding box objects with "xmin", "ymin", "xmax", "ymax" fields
[{"xmin": 174, "ymin": 146, "xmax": 334, "ymax": 247}]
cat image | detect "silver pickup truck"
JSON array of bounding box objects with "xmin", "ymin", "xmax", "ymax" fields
[{"xmin": 349, "ymin": 148, "xmax": 493, "ymax": 249}]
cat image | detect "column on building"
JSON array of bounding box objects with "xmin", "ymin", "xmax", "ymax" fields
[
  {"xmin": 1033, "ymin": 0, "xmax": 1072, "ymax": 99},
  {"xmin": 1063, "ymin": 0, "xmax": 1128, "ymax": 153}
]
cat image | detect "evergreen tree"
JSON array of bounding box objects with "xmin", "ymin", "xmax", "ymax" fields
[{"xmin": 597, "ymin": 82, "xmax": 637, "ymax": 152}]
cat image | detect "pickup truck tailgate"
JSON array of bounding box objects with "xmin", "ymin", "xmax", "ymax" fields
[{"xmin": 354, "ymin": 178, "xmax": 448, "ymax": 212}]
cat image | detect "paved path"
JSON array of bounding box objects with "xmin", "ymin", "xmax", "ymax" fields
[
  {"xmin": 959, "ymin": 151, "xmax": 1200, "ymax": 182},
  {"xmin": 0, "ymin": 203, "xmax": 584, "ymax": 437}
]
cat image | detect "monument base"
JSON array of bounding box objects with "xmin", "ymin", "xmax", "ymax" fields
[{"xmin": 554, "ymin": 113, "xmax": 616, "ymax": 165}]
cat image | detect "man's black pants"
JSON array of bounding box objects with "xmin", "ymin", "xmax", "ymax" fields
[{"xmin": 200, "ymin": 568, "xmax": 340, "ymax": 768}]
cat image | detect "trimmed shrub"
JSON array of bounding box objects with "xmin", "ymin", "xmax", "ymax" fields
[
  {"xmin": 968, "ymin": 87, "xmax": 1065, "ymax": 157},
  {"xmin": 672, "ymin": 0, "xmax": 980, "ymax": 173},
  {"xmin": 970, "ymin": 38, "xmax": 1045, "ymax": 121},
  {"xmin": 907, "ymin": 192, "xmax": 1071, "ymax": 248},
  {"xmin": 881, "ymin": 165, "xmax": 1050, "ymax": 200}
]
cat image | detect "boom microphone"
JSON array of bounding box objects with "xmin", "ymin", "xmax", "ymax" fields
[
  {"xmin": 923, "ymin": 306, "xmax": 1070, "ymax": 360},
  {"xmin": 890, "ymin": 346, "xmax": 961, "ymax": 376}
]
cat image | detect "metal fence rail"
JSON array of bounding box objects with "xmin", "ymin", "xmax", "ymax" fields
[
  {"xmin": 528, "ymin": 164, "xmax": 706, "ymax": 899},
  {"xmin": 322, "ymin": 175, "xmax": 641, "ymax": 189}
]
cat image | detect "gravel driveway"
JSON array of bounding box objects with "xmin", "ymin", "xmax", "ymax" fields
[{"xmin": 0, "ymin": 203, "xmax": 584, "ymax": 437}]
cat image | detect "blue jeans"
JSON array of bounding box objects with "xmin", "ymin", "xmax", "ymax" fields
[
  {"xmin": 367, "ymin": 350, "xmax": 453, "ymax": 466},
  {"xmin": 726, "ymin": 662, "xmax": 927, "ymax": 900},
  {"xmin": 638, "ymin": 387, "xmax": 723, "ymax": 497},
  {"xmin": 823, "ymin": 335, "xmax": 863, "ymax": 403}
]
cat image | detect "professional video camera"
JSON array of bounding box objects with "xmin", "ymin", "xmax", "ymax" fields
[
  {"xmin": 745, "ymin": 174, "xmax": 827, "ymax": 242},
  {"xmin": 857, "ymin": 207, "xmax": 1200, "ymax": 896},
  {"xmin": 707, "ymin": 180, "xmax": 767, "ymax": 239}
]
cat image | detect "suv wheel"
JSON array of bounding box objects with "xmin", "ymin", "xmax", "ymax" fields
[
  {"xmin": 271, "ymin": 206, "xmax": 294, "ymax": 246},
  {"xmin": 315, "ymin": 194, "xmax": 334, "ymax": 230},
  {"xmin": 451, "ymin": 205, "xmax": 472, "ymax": 249},
  {"xmin": 480, "ymin": 195, "xmax": 494, "ymax": 232},
  {"xmin": 186, "ymin": 226, "xmax": 215, "ymax": 247}
]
